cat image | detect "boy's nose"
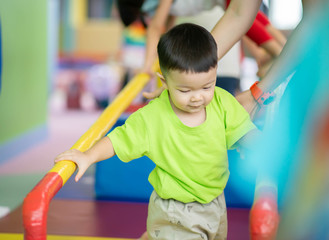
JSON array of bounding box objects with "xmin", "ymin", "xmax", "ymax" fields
[{"xmin": 191, "ymin": 93, "xmax": 202, "ymax": 102}]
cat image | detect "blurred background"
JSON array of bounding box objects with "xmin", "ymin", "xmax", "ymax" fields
[
  {"xmin": 0, "ymin": 0, "xmax": 302, "ymax": 167},
  {"xmin": 0, "ymin": 0, "xmax": 304, "ymax": 239}
]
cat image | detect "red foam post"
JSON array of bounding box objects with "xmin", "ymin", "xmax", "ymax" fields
[
  {"xmin": 23, "ymin": 172, "xmax": 63, "ymax": 240},
  {"xmin": 249, "ymin": 191, "xmax": 280, "ymax": 240}
]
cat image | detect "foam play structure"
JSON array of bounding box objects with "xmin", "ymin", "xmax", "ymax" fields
[{"xmin": 22, "ymin": 71, "xmax": 152, "ymax": 240}]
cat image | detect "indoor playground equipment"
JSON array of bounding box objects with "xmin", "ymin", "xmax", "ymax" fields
[
  {"xmin": 4, "ymin": 1, "xmax": 329, "ymax": 238},
  {"xmin": 19, "ymin": 70, "xmax": 279, "ymax": 240}
]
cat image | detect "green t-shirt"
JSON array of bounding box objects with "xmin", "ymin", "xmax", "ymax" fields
[{"xmin": 108, "ymin": 87, "xmax": 256, "ymax": 203}]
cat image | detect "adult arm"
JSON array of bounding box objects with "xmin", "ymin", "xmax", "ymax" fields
[
  {"xmin": 220, "ymin": 2, "xmax": 284, "ymax": 58},
  {"xmin": 256, "ymin": 11, "xmax": 287, "ymax": 46},
  {"xmin": 211, "ymin": 0, "xmax": 262, "ymax": 60},
  {"xmin": 265, "ymin": 24, "xmax": 287, "ymax": 47},
  {"xmin": 242, "ymin": 36, "xmax": 271, "ymax": 66},
  {"xmin": 142, "ymin": 0, "xmax": 174, "ymax": 73},
  {"xmin": 236, "ymin": 18, "xmax": 308, "ymax": 115},
  {"xmin": 242, "ymin": 12, "xmax": 287, "ymax": 78},
  {"xmin": 242, "ymin": 36, "xmax": 274, "ymax": 78},
  {"xmin": 246, "ymin": 18, "xmax": 283, "ymax": 57}
]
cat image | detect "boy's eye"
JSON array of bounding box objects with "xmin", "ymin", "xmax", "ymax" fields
[{"xmin": 178, "ymin": 89, "xmax": 190, "ymax": 93}]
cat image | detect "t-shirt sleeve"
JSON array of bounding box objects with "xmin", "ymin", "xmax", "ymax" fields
[
  {"xmin": 220, "ymin": 91, "xmax": 256, "ymax": 149},
  {"xmin": 107, "ymin": 110, "xmax": 149, "ymax": 162}
]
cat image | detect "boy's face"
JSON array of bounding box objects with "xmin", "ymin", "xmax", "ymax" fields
[{"xmin": 160, "ymin": 67, "xmax": 217, "ymax": 114}]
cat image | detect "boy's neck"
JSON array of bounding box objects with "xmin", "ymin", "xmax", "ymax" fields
[{"xmin": 169, "ymin": 98, "xmax": 206, "ymax": 127}]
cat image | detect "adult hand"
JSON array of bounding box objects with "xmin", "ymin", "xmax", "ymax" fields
[
  {"xmin": 139, "ymin": 66, "xmax": 164, "ymax": 100},
  {"xmin": 142, "ymin": 86, "xmax": 165, "ymax": 99},
  {"xmin": 257, "ymin": 59, "xmax": 274, "ymax": 79}
]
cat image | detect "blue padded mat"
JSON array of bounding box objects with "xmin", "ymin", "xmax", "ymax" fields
[{"xmin": 95, "ymin": 117, "xmax": 155, "ymax": 202}]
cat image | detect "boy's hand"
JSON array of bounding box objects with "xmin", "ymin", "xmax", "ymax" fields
[{"xmin": 54, "ymin": 149, "xmax": 93, "ymax": 182}]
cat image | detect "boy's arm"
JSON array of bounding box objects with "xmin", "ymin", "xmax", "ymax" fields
[{"xmin": 54, "ymin": 137, "xmax": 115, "ymax": 182}]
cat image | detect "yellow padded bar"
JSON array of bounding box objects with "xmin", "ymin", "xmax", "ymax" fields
[{"xmin": 49, "ymin": 72, "xmax": 151, "ymax": 183}]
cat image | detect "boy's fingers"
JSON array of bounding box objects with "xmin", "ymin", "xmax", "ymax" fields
[
  {"xmin": 75, "ymin": 175, "xmax": 80, "ymax": 182},
  {"xmin": 55, "ymin": 151, "xmax": 70, "ymax": 159},
  {"xmin": 54, "ymin": 154, "xmax": 73, "ymax": 162},
  {"xmin": 75, "ymin": 167, "xmax": 87, "ymax": 182},
  {"xmin": 54, "ymin": 149, "xmax": 81, "ymax": 161}
]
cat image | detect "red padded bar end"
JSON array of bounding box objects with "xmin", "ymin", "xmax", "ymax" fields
[
  {"xmin": 23, "ymin": 172, "xmax": 63, "ymax": 240},
  {"xmin": 249, "ymin": 194, "xmax": 280, "ymax": 240}
]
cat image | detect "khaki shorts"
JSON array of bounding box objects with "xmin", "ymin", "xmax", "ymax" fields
[{"xmin": 147, "ymin": 191, "xmax": 227, "ymax": 240}]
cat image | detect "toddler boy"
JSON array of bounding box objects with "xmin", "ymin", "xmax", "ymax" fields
[{"xmin": 55, "ymin": 23, "xmax": 258, "ymax": 240}]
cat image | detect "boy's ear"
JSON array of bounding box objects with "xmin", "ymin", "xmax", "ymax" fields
[{"xmin": 156, "ymin": 72, "xmax": 168, "ymax": 89}]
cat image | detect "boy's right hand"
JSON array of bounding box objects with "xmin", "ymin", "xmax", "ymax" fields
[{"xmin": 54, "ymin": 149, "xmax": 92, "ymax": 182}]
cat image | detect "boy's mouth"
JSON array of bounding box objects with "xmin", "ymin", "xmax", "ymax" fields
[{"xmin": 189, "ymin": 104, "xmax": 202, "ymax": 108}]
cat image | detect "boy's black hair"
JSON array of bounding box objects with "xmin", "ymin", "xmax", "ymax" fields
[
  {"xmin": 116, "ymin": 0, "xmax": 145, "ymax": 27},
  {"xmin": 157, "ymin": 23, "xmax": 218, "ymax": 75}
]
